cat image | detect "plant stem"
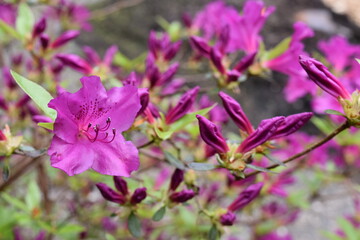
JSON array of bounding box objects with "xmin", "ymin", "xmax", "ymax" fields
[{"xmin": 245, "ymin": 121, "xmax": 350, "ymax": 177}]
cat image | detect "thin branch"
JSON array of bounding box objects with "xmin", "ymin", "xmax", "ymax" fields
[
  {"xmin": 91, "ymin": 0, "xmax": 144, "ymax": 20},
  {"xmin": 137, "ymin": 139, "xmax": 155, "ymax": 149},
  {"xmin": 245, "ymin": 121, "xmax": 350, "ymax": 177}
]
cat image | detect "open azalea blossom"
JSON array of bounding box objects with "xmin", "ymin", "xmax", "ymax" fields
[{"xmin": 48, "ymin": 76, "xmax": 141, "ymax": 176}]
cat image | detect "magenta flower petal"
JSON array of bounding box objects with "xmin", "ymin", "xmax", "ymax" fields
[
  {"xmin": 227, "ymin": 182, "xmax": 263, "ymax": 212},
  {"xmin": 103, "ymin": 45, "xmax": 118, "ymax": 67},
  {"xmin": 51, "ymin": 30, "xmax": 80, "ymax": 49},
  {"xmin": 48, "ymin": 76, "xmax": 141, "ymax": 176}
]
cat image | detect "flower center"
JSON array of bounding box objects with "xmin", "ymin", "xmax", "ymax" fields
[{"xmin": 80, "ymin": 117, "xmax": 116, "ymax": 143}]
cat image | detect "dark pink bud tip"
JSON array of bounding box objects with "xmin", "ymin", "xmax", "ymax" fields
[
  {"xmin": 190, "ymin": 36, "xmax": 211, "ymax": 57},
  {"xmin": 113, "ymin": 176, "xmax": 128, "ymax": 196},
  {"xmin": 220, "ymin": 211, "xmax": 236, "ymax": 226},
  {"xmin": 299, "ymin": 55, "xmax": 351, "ymax": 99},
  {"xmin": 196, "ymin": 115, "xmax": 229, "ymax": 154},
  {"xmin": 228, "ymin": 182, "xmax": 263, "ymax": 212},
  {"xmin": 96, "ymin": 183, "xmax": 126, "ymax": 204},
  {"xmin": 32, "ymin": 17, "xmax": 46, "ymax": 38},
  {"xmin": 56, "ymin": 54, "xmax": 92, "ymax": 75},
  {"xmin": 130, "ymin": 187, "xmax": 147, "ymax": 205},
  {"xmin": 234, "ymin": 51, "xmax": 257, "ymax": 73},
  {"xmin": 169, "ymin": 189, "xmax": 195, "ymax": 203},
  {"xmin": 51, "ymin": 30, "xmax": 80, "ymax": 49},
  {"xmin": 169, "ymin": 168, "xmax": 184, "ymax": 191}
]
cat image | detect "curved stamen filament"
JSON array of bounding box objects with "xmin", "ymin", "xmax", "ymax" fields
[
  {"xmin": 101, "ymin": 129, "xmax": 116, "ymax": 143},
  {"xmin": 82, "ymin": 118, "xmax": 116, "ymax": 143},
  {"xmin": 99, "ymin": 117, "xmax": 111, "ymax": 131}
]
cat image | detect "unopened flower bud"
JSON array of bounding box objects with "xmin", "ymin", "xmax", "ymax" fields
[
  {"xmin": 113, "ymin": 176, "xmax": 128, "ymax": 196},
  {"xmin": 220, "ymin": 211, "xmax": 236, "ymax": 226},
  {"xmin": 56, "ymin": 54, "xmax": 92, "ymax": 75},
  {"xmin": 32, "ymin": 17, "xmax": 46, "ymax": 38},
  {"xmin": 169, "ymin": 168, "xmax": 184, "ymax": 191},
  {"xmin": 51, "ymin": 30, "xmax": 80, "ymax": 49},
  {"xmin": 137, "ymin": 88, "xmax": 149, "ymax": 116},
  {"xmin": 227, "ymin": 182, "xmax": 263, "ymax": 212},
  {"xmin": 0, "ymin": 97, "xmax": 8, "ymax": 111},
  {"xmin": 130, "ymin": 187, "xmax": 147, "ymax": 205},
  {"xmin": 165, "ymin": 86, "xmax": 200, "ymax": 124},
  {"xmin": 234, "ymin": 52, "xmax": 257, "ymax": 73},
  {"xmin": 169, "ymin": 189, "xmax": 195, "ymax": 203},
  {"xmin": 196, "ymin": 115, "xmax": 229, "ymax": 154},
  {"xmin": 210, "ymin": 48, "xmax": 225, "ymax": 74},
  {"xmin": 219, "ymin": 92, "xmax": 254, "ymax": 134},
  {"xmin": 190, "ymin": 36, "xmax": 211, "ymax": 57},
  {"xmin": 164, "ymin": 41, "xmax": 182, "ymax": 61},
  {"xmin": 299, "ymin": 55, "xmax": 351, "ymax": 99},
  {"xmin": 96, "ymin": 183, "xmax": 126, "ymax": 204},
  {"xmin": 2, "ymin": 67, "xmax": 16, "ymax": 90},
  {"xmin": 40, "ymin": 34, "xmax": 50, "ymax": 50},
  {"xmin": 237, "ymin": 117, "xmax": 284, "ymax": 153}
]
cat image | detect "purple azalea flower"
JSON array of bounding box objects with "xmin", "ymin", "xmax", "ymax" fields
[
  {"xmin": 48, "ymin": 76, "xmax": 141, "ymax": 176},
  {"xmin": 227, "ymin": 182, "xmax": 264, "ymax": 212},
  {"xmin": 0, "ymin": 3, "xmax": 16, "ymax": 26}
]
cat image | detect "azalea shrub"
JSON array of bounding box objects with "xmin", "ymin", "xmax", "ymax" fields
[{"xmin": 1, "ymin": 0, "xmax": 360, "ymax": 239}]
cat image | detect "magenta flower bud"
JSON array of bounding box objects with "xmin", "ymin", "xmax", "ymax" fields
[
  {"xmin": 51, "ymin": 30, "xmax": 80, "ymax": 49},
  {"xmin": 0, "ymin": 129, "xmax": 6, "ymax": 141},
  {"xmin": 164, "ymin": 41, "xmax": 182, "ymax": 61},
  {"xmin": 299, "ymin": 55, "xmax": 351, "ymax": 99},
  {"xmin": 103, "ymin": 45, "xmax": 118, "ymax": 67},
  {"xmin": 270, "ymin": 112, "xmax": 313, "ymax": 140},
  {"xmin": 161, "ymin": 63, "xmax": 179, "ymax": 85},
  {"xmin": 237, "ymin": 116, "xmax": 284, "ymax": 153},
  {"xmin": 169, "ymin": 189, "xmax": 195, "ymax": 203},
  {"xmin": 234, "ymin": 52, "xmax": 257, "ymax": 73},
  {"xmin": 228, "ymin": 182, "xmax": 263, "ymax": 212},
  {"xmin": 56, "ymin": 54, "xmax": 92, "ymax": 74},
  {"xmin": 113, "ymin": 176, "xmax": 128, "ymax": 196},
  {"xmin": 181, "ymin": 13, "xmax": 192, "ymax": 28},
  {"xmin": 12, "ymin": 54, "xmax": 23, "ymax": 66},
  {"xmin": 32, "ymin": 17, "xmax": 46, "ymax": 38},
  {"xmin": 226, "ymin": 69, "xmax": 241, "ymax": 83},
  {"xmin": 216, "ymin": 25, "xmax": 230, "ymax": 55},
  {"xmin": 40, "ymin": 34, "xmax": 50, "ymax": 50},
  {"xmin": 165, "ymin": 86, "xmax": 200, "ymax": 124},
  {"xmin": 220, "ymin": 211, "xmax": 236, "ymax": 226},
  {"xmin": 130, "ymin": 187, "xmax": 147, "ymax": 205},
  {"xmin": 169, "ymin": 168, "xmax": 184, "ymax": 191},
  {"xmin": 32, "ymin": 115, "xmax": 53, "ymax": 124},
  {"xmin": 0, "ymin": 97, "xmax": 8, "ymax": 111},
  {"xmin": 162, "ymin": 78, "xmax": 185, "ymax": 96},
  {"xmin": 96, "ymin": 183, "xmax": 126, "ymax": 204},
  {"xmin": 146, "ymin": 64, "xmax": 161, "ymax": 88},
  {"xmin": 2, "ymin": 67, "xmax": 16, "ymax": 90},
  {"xmin": 148, "ymin": 31, "xmax": 160, "ymax": 58},
  {"xmin": 219, "ymin": 92, "xmax": 254, "ymax": 134},
  {"xmin": 210, "ymin": 48, "xmax": 225, "ymax": 74},
  {"xmin": 190, "ymin": 36, "xmax": 211, "ymax": 57},
  {"xmin": 196, "ymin": 115, "xmax": 229, "ymax": 154},
  {"xmin": 137, "ymin": 88, "xmax": 150, "ymax": 116},
  {"xmin": 83, "ymin": 46, "xmax": 101, "ymax": 65}
]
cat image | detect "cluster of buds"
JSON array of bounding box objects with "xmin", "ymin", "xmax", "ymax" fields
[
  {"xmin": 299, "ymin": 55, "xmax": 360, "ymax": 126},
  {"xmin": 168, "ymin": 168, "xmax": 195, "ymax": 205},
  {"xmin": 96, "ymin": 177, "xmax": 147, "ymax": 206},
  {"xmin": 197, "ymin": 92, "xmax": 312, "ymax": 174}
]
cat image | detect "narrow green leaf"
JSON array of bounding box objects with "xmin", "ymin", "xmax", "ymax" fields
[
  {"xmin": 324, "ymin": 109, "xmax": 345, "ymax": 116},
  {"xmin": 127, "ymin": 212, "xmax": 142, "ymax": 238},
  {"xmin": 246, "ymin": 164, "xmax": 275, "ymax": 173},
  {"xmin": 164, "ymin": 151, "xmax": 185, "ymax": 170},
  {"xmin": 57, "ymin": 224, "xmax": 85, "ymax": 234},
  {"xmin": 322, "ymin": 231, "xmax": 345, "ymax": 240},
  {"xmin": 18, "ymin": 145, "xmax": 45, "ymax": 158},
  {"xmin": 262, "ymin": 153, "xmax": 285, "ymax": 167},
  {"xmin": 152, "ymin": 206, "xmax": 166, "ymax": 221},
  {"xmin": 208, "ymin": 224, "xmax": 219, "ymax": 240},
  {"xmin": 338, "ymin": 218, "xmax": 359, "ymax": 240},
  {"xmin": 105, "ymin": 234, "xmax": 116, "ymax": 240},
  {"xmin": 11, "ymin": 71, "xmax": 57, "ymax": 120},
  {"xmin": 25, "ymin": 180, "xmax": 41, "ymax": 210},
  {"xmin": 0, "ymin": 20, "xmax": 21, "ymax": 39},
  {"xmin": 311, "ymin": 117, "xmax": 334, "ymax": 135},
  {"xmin": 263, "ymin": 37, "xmax": 291, "ymax": 60},
  {"xmin": 1, "ymin": 193, "xmax": 28, "ymax": 212},
  {"xmin": 16, "ymin": 3, "xmax": 35, "ymax": 38},
  {"xmin": 188, "ymin": 162, "xmax": 216, "ymax": 171},
  {"xmin": 38, "ymin": 122, "xmax": 54, "ymax": 131}
]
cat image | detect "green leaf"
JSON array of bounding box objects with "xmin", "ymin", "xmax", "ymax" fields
[
  {"xmin": 25, "ymin": 180, "xmax": 41, "ymax": 210},
  {"xmin": 105, "ymin": 234, "xmax": 116, "ymax": 240},
  {"xmin": 152, "ymin": 206, "xmax": 166, "ymax": 221},
  {"xmin": 11, "ymin": 71, "xmax": 57, "ymax": 120},
  {"xmin": 57, "ymin": 224, "xmax": 85, "ymax": 234},
  {"xmin": 246, "ymin": 164, "xmax": 275, "ymax": 173},
  {"xmin": 164, "ymin": 151, "xmax": 186, "ymax": 170},
  {"xmin": 338, "ymin": 218, "xmax": 359, "ymax": 240},
  {"xmin": 16, "ymin": 3, "xmax": 35, "ymax": 38},
  {"xmin": 262, "ymin": 153, "xmax": 285, "ymax": 167},
  {"xmin": 322, "ymin": 231, "xmax": 345, "ymax": 240},
  {"xmin": 128, "ymin": 212, "xmax": 142, "ymax": 238},
  {"xmin": 1, "ymin": 193, "xmax": 28, "ymax": 212},
  {"xmin": 208, "ymin": 224, "xmax": 219, "ymax": 240},
  {"xmin": 263, "ymin": 37, "xmax": 291, "ymax": 61},
  {"xmin": 37, "ymin": 122, "xmax": 54, "ymax": 131},
  {"xmin": 311, "ymin": 117, "xmax": 334, "ymax": 135},
  {"xmin": 156, "ymin": 105, "xmax": 215, "ymax": 140},
  {"xmin": 188, "ymin": 162, "xmax": 216, "ymax": 171},
  {"xmin": 0, "ymin": 20, "xmax": 21, "ymax": 39},
  {"xmin": 324, "ymin": 109, "xmax": 345, "ymax": 116}
]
